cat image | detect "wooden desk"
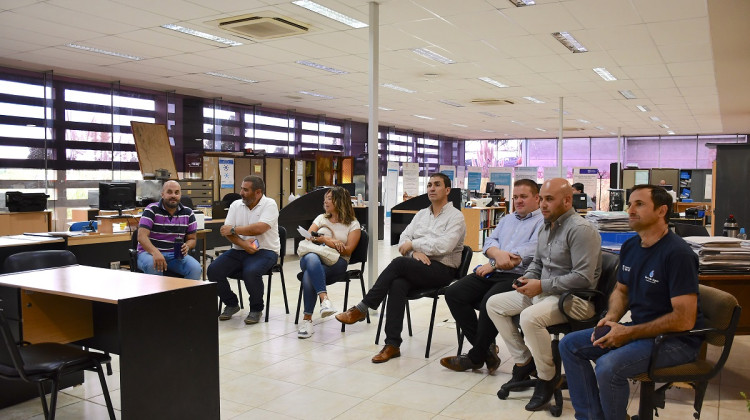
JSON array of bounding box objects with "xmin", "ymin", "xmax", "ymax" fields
[
  {"xmin": 0, "ymin": 211, "xmax": 52, "ymax": 235},
  {"xmin": 0, "ymin": 235, "xmax": 66, "ymax": 273},
  {"xmin": 699, "ymin": 273, "xmax": 750, "ymax": 334},
  {"xmin": 0, "ymin": 265, "xmax": 219, "ymax": 419}
]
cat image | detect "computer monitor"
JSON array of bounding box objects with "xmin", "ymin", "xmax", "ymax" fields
[
  {"xmin": 99, "ymin": 182, "xmax": 137, "ymax": 216},
  {"xmin": 660, "ymin": 184, "xmax": 673, "ymax": 191},
  {"xmin": 572, "ymin": 193, "xmax": 588, "ymax": 210},
  {"xmin": 485, "ymin": 182, "xmax": 495, "ymax": 194}
]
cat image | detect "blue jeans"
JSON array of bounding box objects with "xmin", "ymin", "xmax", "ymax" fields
[
  {"xmin": 207, "ymin": 248, "xmax": 277, "ymax": 311},
  {"xmin": 559, "ymin": 326, "xmax": 701, "ymax": 420},
  {"xmin": 137, "ymin": 251, "xmax": 202, "ymax": 280},
  {"xmin": 299, "ymin": 253, "xmax": 347, "ymax": 315}
]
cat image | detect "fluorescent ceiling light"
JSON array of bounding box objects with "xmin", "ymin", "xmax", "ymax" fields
[
  {"xmin": 479, "ymin": 112, "xmax": 499, "ymax": 118},
  {"xmin": 650, "ymin": 116, "xmax": 661, "ymax": 122},
  {"xmin": 508, "ymin": 0, "xmax": 535, "ymax": 6},
  {"xmin": 577, "ymin": 119, "xmax": 590, "ymax": 124},
  {"xmin": 535, "ymin": 127, "xmax": 547, "ymax": 132},
  {"xmin": 413, "ymin": 114, "xmax": 435, "ymax": 120},
  {"xmin": 205, "ymin": 72, "xmax": 257, "ymax": 83},
  {"xmin": 667, "ymin": 130, "xmax": 676, "ymax": 135},
  {"xmin": 593, "ymin": 67, "xmax": 617, "ymax": 81},
  {"xmin": 478, "ymin": 77, "xmax": 508, "ymax": 88},
  {"xmin": 298, "ymin": 90, "xmax": 334, "ymax": 99},
  {"xmin": 659, "ymin": 123, "xmax": 670, "ymax": 129},
  {"xmin": 552, "ymin": 31, "xmax": 588, "ymax": 53},
  {"xmin": 481, "ymin": 129, "xmax": 495, "ymax": 133},
  {"xmin": 595, "ymin": 126, "xmax": 605, "ymax": 130},
  {"xmin": 452, "ymin": 123, "xmax": 468, "ymax": 127},
  {"xmin": 511, "ymin": 120, "xmax": 524, "ymax": 125},
  {"xmin": 65, "ymin": 43, "xmax": 143, "ymax": 60},
  {"xmin": 292, "ymin": 0, "xmax": 367, "ymax": 28},
  {"xmin": 296, "ymin": 60, "xmax": 348, "ymax": 74},
  {"xmin": 381, "ymin": 83, "xmax": 416, "ymax": 93},
  {"xmin": 161, "ymin": 24, "xmax": 242, "ymax": 46},
  {"xmin": 552, "ymin": 109, "xmax": 569, "ymax": 115},
  {"xmin": 439, "ymin": 99, "xmax": 464, "ymax": 107},
  {"xmin": 619, "ymin": 90, "xmax": 637, "ymax": 99},
  {"xmin": 636, "ymin": 105, "xmax": 649, "ymax": 112},
  {"xmin": 379, "ymin": 106, "xmax": 393, "ymax": 111},
  {"xmin": 523, "ymin": 96, "xmax": 545, "ymax": 104},
  {"xmin": 411, "ymin": 48, "xmax": 455, "ymax": 64}
]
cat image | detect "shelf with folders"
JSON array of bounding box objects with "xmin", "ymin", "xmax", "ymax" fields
[{"xmin": 461, "ymin": 204, "xmax": 507, "ymax": 252}]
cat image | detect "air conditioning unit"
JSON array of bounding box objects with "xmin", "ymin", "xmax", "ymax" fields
[{"xmin": 213, "ymin": 14, "xmax": 309, "ymax": 40}]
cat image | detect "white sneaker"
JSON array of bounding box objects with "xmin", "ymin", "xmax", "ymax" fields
[
  {"xmin": 319, "ymin": 298, "xmax": 337, "ymax": 318},
  {"xmin": 298, "ymin": 320, "xmax": 314, "ymax": 339}
]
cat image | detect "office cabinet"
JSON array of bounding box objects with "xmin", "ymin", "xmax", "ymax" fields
[
  {"xmin": 298, "ymin": 151, "xmax": 353, "ymax": 191},
  {"xmin": 178, "ymin": 179, "xmax": 214, "ymax": 205},
  {"xmin": 461, "ymin": 206, "xmax": 506, "ymax": 252}
]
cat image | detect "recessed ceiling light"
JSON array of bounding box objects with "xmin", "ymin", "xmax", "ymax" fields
[
  {"xmin": 478, "ymin": 77, "xmax": 508, "ymax": 88},
  {"xmin": 452, "ymin": 123, "xmax": 468, "ymax": 127},
  {"xmin": 659, "ymin": 123, "xmax": 670, "ymax": 129},
  {"xmin": 413, "ymin": 114, "xmax": 435, "ymax": 120},
  {"xmin": 552, "ymin": 109, "xmax": 569, "ymax": 115},
  {"xmin": 292, "ymin": 0, "xmax": 367, "ymax": 28},
  {"xmin": 577, "ymin": 119, "xmax": 590, "ymax": 124},
  {"xmin": 595, "ymin": 126, "xmax": 605, "ymax": 130},
  {"xmin": 161, "ymin": 24, "xmax": 242, "ymax": 46},
  {"xmin": 481, "ymin": 129, "xmax": 496, "ymax": 133},
  {"xmin": 667, "ymin": 130, "xmax": 676, "ymax": 135},
  {"xmin": 205, "ymin": 72, "xmax": 257, "ymax": 83},
  {"xmin": 523, "ymin": 96, "xmax": 545, "ymax": 104},
  {"xmin": 381, "ymin": 83, "xmax": 416, "ymax": 93},
  {"xmin": 439, "ymin": 99, "xmax": 464, "ymax": 107},
  {"xmin": 511, "ymin": 120, "xmax": 524, "ymax": 125},
  {"xmin": 619, "ymin": 90, "xmax": 637, "ymax": 99},
  {"xmin": 379, "ymin": 106, "xmax": 393, "ymax": 111},
  {"xmin": 508, "ymin": 0, "xmax": 535, "ymax": 6},
  {"xmin": 650, "ymin": 116, "xmax": 661, "ymax": 122},
  {"xmin": 535, "ymin": 127, "xmax": 547, "ymax": 132},
  {"xmin": 636, "ymin": 105, "xmax": 649, "ymax": 112},
  {"xmin": 66, "ymin": 43, "xmax": 143, "ymax": 60},
  {"xmin": 411, "ymin": 48, "xmax": 455, "ymax": 64},
  {"xmin": 298, "ymin": 90, "xmax": 334, "ymax": 99},
  {"xmin": 479, "ymin": 111, "xmax": 499, "ymax": 118},
  {"xmin": 552, "ymin": 31, "xmax": 588, "ymax": 53},
  {"xmin": 593, "ymin": 67, "xmax": 617, "ymax": 81},
  {"xmin": 295, "ymin": 60, "xmax": 348, "ymax": 74}
]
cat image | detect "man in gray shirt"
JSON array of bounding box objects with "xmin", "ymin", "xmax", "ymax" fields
[
  {"xmin": 336, "ymin": 173, "xmax": 466, "ymax": 363},
  {"xmin": 486, "ymin": 178, "xmax": 602, "ymax": 411}
]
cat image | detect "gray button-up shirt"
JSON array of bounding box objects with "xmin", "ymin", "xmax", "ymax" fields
[
  {"xmin": 525, "ymin": 208, "xmax": 602, "ymax": 294},
  {"xmin": 399, "ymin": 202, "xmax": 466, "ymax": 269}
]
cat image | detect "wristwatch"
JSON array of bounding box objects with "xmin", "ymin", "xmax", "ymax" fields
[
  {"xmin": 230, "ymin": 226, "xmax": 236, "ymax": 235},
  {"xmin": 489, "ymin": 259, "xmax": 496, "ymax": 268}
]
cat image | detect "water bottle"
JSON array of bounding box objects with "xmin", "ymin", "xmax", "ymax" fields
[
  {"xmin": 723, "ymin": 214, "xmax": 739, "ymax": 238},
  {"xmin": 738, "ymin": 228, "xmax": 747, "ymax": 240},
  {"xmin": 174, "ymin": 237, "xmax": 184, "ymax": 259}
]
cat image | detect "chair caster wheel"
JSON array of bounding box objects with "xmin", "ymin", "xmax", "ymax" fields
[
  {"xmin": 497, "ymin": 388, "xmax": 510, "ymax": 399},
  {"xmin": 550, "ymin": 406, "xmax": 562, "ymax": 417}
]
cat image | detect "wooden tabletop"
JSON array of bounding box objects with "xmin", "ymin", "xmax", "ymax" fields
[
  {"xmin": 0, "ymin": 235, "xmax": 65, "ymax": 248},
  {"xmin": 0, "ymin": 265, "xmax": 206, "ymax": 304}
]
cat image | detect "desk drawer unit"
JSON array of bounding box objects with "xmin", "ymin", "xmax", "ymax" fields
[{"xmin": 178, "ymin": 180, "xmax": 214, "ymax": 207}]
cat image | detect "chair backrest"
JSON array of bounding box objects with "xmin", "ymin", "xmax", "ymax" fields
[
  {"xmin": 277, "ymin": 225, "xmax": 287, "ymax": 264},
  {"xmin": 69, "ymin": 221, "xmax": 96, "ymax": 232},
  {"xmin": 3, "ymin": 250, "xmax": 77, "ymax": 274},
  {"xmin": 699, "ymin": 284, "xmax": 741, "ymax": 347},
  {"xmin": 595, "ymin": 252, "xmax": 620, "ymax": 316},
  {"xmin": 0, "ymin": 310, "xmax": 29, "ymax": 381},
  {"xmin": 222, "ymin": 193, "xmax": 241, "ymax": 208},
  {"xmin": 348, "ymin": 228, "xmax": 369, "ymax": 265},
  {"xmin": 674, "ymin": 223, "xmax": 709, "ymax": 237},
  {"xmin": 131, "ymin": 226, "xmax": 140, "ymax": 250},
  {"xmin": 455, "ymin": 246, "xmax": 473, "ymax": 279},
  {"xmin": 180, "ymin": 196, "xmax": 195, "ymax": 210}
]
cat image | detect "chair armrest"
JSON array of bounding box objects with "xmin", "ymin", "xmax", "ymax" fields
[
  {"xmin": 557, "ymin": 288, "xmax": 603, "ymax": 326},
  {"xmin": 647, "ymin": 328, "xmax": 714, "ymax": 379}
]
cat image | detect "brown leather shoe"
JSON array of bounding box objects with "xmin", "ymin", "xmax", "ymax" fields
[
  {"xmin": 371, "ymin": 345, "xmax": 400, "ymax": 363},
  {"xmin": 335, "ymin": 306, "xmax": 366, "ymax": 324}
]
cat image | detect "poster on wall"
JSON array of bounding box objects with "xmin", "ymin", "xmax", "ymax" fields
[
  {"xmin": 543, "ymin": 167, "xmax": 563, "ymax": 180},
  {"xmin": 385, "ymin": 161, "xmax": 399, "ymax": 217},
  {"xmin": 402, "ymin": 162, "xmax": 420, "ymax": 197},
  {"xmin": 467, "ymin": 166, "xmax": 482, "ymax": 191},
  {"xmin": 439, "ymin": 165, "xmax": 456, "ymax": 183},
  {"xmin": 219, "ymin": 158, "xmax": 234, "ymax": 189},
  {"xmin": 455, "ymin": 166, "xmax": 466, "ymax": 188},
  {"xmin": 296, "ymin": 160, "xmax": 304, "ymax": 190},
  {"xmin": 489, "ymin": 167, "xmax": 512, "ymax": 199},
  {"xmin": 573, "ymin": 167, "xmax": 599, "ymax": 204},
  {"xmin": 515, "ymin": 167, "xmax": 538, "ymax": 181}
]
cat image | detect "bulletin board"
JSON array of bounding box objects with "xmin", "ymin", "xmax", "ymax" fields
[{"xmin": 131, "ymin": 121, "xmax": 178, "ymax": 179}]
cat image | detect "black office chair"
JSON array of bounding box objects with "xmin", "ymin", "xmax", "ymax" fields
[
  {"xmin": 218, "ymin": 226, "xmax": 289, "ymax": 322},
  {"xmin": 222, "ymin": 193, "xmax": 241, "ymax": 208},
  {"xmin": 294, "ymin": 227, "xmax": 371, "ymax": 332},
  {"xmin": 128, "ymin": 227, "xmax": 192, "ymax": 278},
  {"xmin": 496, "ymin": 251, "xmax": 621, "ymax": 417},
  {"xmin": 1, "ymin": 250, "xmax": 116, "ymax": 420},
  {"xmin": 375, "ymin": 245, "xmax": 474, "ymax": 358},
  {"xmin": 630, "ymin": 285, "xmax": 741, "ymax": 420},
  {"xmin": 180, "ymin": 196, "xmax": 195, "ymax": 210},
  {"xmin": 674, "ymin": 222, "xmax": 709, "ymax": 237}
]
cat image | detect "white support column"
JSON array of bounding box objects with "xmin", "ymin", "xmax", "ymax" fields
[
  {"xmin": 367, "ymin": 2, "xmax": 380, "ymax": 288},
  {"xmin": 557, "ymin": 97, "xmax": 564, "ymax": 177}
]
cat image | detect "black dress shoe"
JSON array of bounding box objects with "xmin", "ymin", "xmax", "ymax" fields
[
  {"xmin": 440, "ymin": 354, "xmax": 483, "ymax": 372},
  {"xmin": 485, "ymin": 344, "xmax": 501, "ymax": 374},
  {"xmin": 525, "ymin": 377, "xmax": 557, "ymax": 411}
]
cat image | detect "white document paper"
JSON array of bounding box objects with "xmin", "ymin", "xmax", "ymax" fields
[{"xmin": 297, "ymin": 225, "xmax": 311, "ymax": 239}]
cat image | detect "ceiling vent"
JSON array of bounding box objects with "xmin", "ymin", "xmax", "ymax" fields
[
  {"xmin": 470, "ymin": 99, "xmax": 515, "ymax": 106},
  {"xmin": 213, "ymin": 14, "xmax": 309, "ymax": 40}
]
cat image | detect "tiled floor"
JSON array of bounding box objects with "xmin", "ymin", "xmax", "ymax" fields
[{"xmin": 2, "ymin": 233, "xmax": 750, "ymax": 419}]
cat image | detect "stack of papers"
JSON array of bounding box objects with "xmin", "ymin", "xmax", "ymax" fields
[
  {"xmin": 684, "ymin": 236, "xmax": 750, "ymax": 274},
  {"xmin": 585, "ymin": 211, "xmax": 631, "ymax": 231}
]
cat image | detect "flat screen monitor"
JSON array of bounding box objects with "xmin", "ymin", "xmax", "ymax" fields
[
  {"xmin": 99, "ymin": 182, "xmax": 137, "ymax": 216},
  {"xmin": 485, "ymin": 182, "xmax": 496, "ymax": 194},
  {"xmin": 660, "ymin": 184, "xmax": 673, "ymax": 191},
  {"xmin": 572, "ymin": 193, "xmax": 588, "ymax": 210}
]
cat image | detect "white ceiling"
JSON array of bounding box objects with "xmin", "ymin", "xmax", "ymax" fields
[{"xmin": 1, "ymin": 0, "xmax": 748, "ymax": 140}]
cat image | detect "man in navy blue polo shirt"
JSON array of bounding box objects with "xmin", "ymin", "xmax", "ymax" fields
[{"xmin": 137, "ymin": 180, "xmax": 202, "ymax": 280}]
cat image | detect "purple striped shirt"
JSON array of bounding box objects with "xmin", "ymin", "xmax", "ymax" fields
[{"xmin": 137, "ymin": 199, "xmax": 197, "ymax": 253}]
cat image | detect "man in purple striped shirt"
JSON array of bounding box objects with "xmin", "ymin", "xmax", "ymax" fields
[{"xmin": 136, "ymin": 180, "xmax": 202, "ymax": 280}]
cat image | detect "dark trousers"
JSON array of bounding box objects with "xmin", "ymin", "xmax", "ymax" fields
[
  {"xmin": 444, "ymin": 271, "xmax": 519, "ymax": 363},
  {"xmin": 207, "ymin": 248, "xmax": 277, "ymax": 312},
  {"xmin": 363, "ymin": 256, "xmax": 456, "ymax": 347}
]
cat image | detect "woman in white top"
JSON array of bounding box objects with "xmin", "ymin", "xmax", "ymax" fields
[{"xmin": 298, "ymin": 187, "xmax": 361, "ymax": 338}]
